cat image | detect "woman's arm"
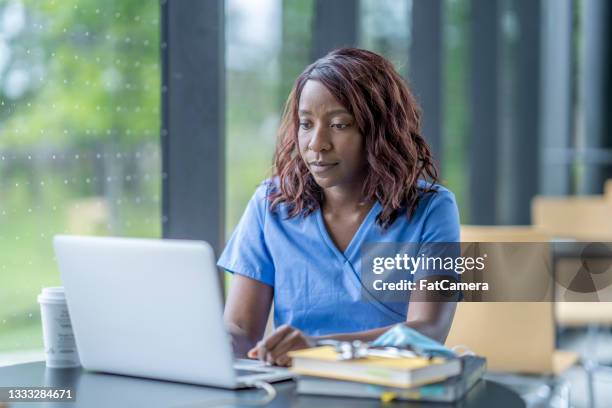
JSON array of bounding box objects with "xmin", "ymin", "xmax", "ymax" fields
[
  {"xmin": 248, "ymin": 298, "xmax": 456, "ymax": 366},
  {"xmin": 224, "ymin": 274, "xmax": 273, "ymax": 357},
  {"xmin": 317, "ymin": 301, "xmax": 456, "ymax": 344}
]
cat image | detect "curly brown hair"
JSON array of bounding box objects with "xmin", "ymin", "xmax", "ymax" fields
[{"xmin": 269, "ymin": 48, "xmax": 439, "ymax": 229}]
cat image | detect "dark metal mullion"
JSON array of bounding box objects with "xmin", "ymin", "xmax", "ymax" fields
[
  {"xmin": 540, "ymin": 0, "xmax": 573, "ymax": 196},
  {"xmin": 468, "ymin": 0, "xmax": 500, "ymax": 224},
  {"xmin": 161, "ymin": 0, "xmax": 225, "ymax": 255},
  {"xmin": 410, "ymin": 0, "xmax": 444, "ymax": 171},
  {"xmin": 579, "ymin": 0, "xmax": 611, "ymax": 194},
  {"xmin": 311, "ymin": 0, "xmax": 358, "ymax": 61},
  {"xmin": 505, "ymin": 0, "xmax": 541, "ymax": 224}
]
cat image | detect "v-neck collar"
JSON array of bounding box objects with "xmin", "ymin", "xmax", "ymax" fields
[{"xmin": 315, "ymin": 201, "xmax": 381, "ymax": 262}]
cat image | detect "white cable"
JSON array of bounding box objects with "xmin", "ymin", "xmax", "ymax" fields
[
  {"xmin": 172, "ymin": 380, "xmax": 277, "ymax": 408},
  {"xmin": 248, "ymin": 380, "xmax": 277, "ymax": 405}
]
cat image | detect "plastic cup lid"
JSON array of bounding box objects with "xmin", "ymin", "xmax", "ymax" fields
[{"xmin": 37, "ymin": 287, "xmax": 66, "ymax": 304}]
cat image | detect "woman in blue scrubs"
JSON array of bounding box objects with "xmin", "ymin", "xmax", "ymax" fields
[{"xmin": 218, "ymin": 48, "xmax": 459, "ymax": 366}]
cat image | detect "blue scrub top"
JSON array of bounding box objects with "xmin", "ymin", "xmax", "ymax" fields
[{"xmin": 217, "ymin": 179, "xmax": 460, "ymax": 336}]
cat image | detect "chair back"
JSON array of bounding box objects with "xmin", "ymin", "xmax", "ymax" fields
[
  {"xmin": 605, "ymin": 179, "xmax": 612, "ymax": 202},
  {"xmin": 532, "ymin": 195, "xmax": 612, "ymax": 240},
  {"xmin": 531, "ymin": 190, "xmax": 612, "ymax": 327},
  {"xmin": 445, "ymin": 226, "xmax": 557, "ymax": 374}
]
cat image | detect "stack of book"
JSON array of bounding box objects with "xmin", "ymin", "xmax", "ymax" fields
[{"xmin": 288, "ymin": 346, "xmax": 485, "ymax": 403}]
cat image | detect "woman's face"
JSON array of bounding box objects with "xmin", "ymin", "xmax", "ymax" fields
[{"xmin": 297, "ymin": 80, "xmax": 367, "ymax": 190}]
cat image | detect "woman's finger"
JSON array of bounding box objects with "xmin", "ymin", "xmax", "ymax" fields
[
  {"xmin": 276, "ymin": 354, "xmax": 292, "ymax": 367},
  {"xmin": 267, "ymin": 330, "xmax": 303, "ymax": 362},
  {"xmin": 261, "ymin": 324, "xmax": 293, "ymax": 351},
  {"xmin": 247, "ymin": 325, "xmax": 293, "ymax": 363},
  {"xmin": 247, "ymin": 341, "xmax": 263, "ymax": 359},
  {"xmin": 246, "ymin": 340, "xmax": 268, "ymax": 362}
]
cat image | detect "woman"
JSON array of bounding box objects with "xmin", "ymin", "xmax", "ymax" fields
[{"xmin": 218, "ymin": 48, "xmax": 459, "ymax": 367}]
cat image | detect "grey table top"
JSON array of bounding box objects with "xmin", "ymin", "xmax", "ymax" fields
[{"xmin": 0, "ymin": 361, "xmax": 525, "ymax": 408}]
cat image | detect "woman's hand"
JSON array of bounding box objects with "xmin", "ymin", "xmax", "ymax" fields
[{"xmin": 247, "ymin": 324, "xmax": 315, "ymax": 367}]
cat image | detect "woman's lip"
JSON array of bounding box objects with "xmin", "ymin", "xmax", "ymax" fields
[
  {"xmin": 310, "ymin": 162, "xmax": 338, "ymax": 173},
  {"xmin": 310, "ymin": 162, "xmax": 338, "ymax": 166}
]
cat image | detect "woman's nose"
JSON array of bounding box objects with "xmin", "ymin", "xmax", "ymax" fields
[{"xmin": 308, "ymin": 125, "xmax": 331, "ymax": 152}]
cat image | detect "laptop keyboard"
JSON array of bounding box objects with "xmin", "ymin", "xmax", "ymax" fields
[{"xmin": 235, "ymin": 368, "xmax": 272, "ymax": 377}]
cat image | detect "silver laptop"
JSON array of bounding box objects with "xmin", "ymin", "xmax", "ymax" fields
[{"xmin": 53, "ymin": 235, "xmax": 293, "ymax": 388}]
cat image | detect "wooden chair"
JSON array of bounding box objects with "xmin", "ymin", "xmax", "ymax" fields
[
  {"xmin": 605, "ymin": 179, "xmax": 612, "ymax": 202},
  {"xmin": 532, "ymin": 192, "xmax": 612, "ymax": 406},
  {"xmin": 446, "ymin": 226, "xmax": 579, "ymax": 376},
  {"xmin": 531, "ymin": 194, "xmax": 612, "ymax": 328},
  {"xmin": 531, "ymin": 195, "xmax": 612, "ymax": 241}
]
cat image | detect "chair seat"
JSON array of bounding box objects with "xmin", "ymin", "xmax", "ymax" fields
[
  {"xmin": 556, "ymin": 302, "xmax": 612, "ymax": 326},
  {"xmin": 553, "ymin": 350, "xmax": 580, "ymax": 376}
]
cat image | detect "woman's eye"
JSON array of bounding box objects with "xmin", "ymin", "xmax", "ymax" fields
[
  {"xmin": 331, "ymin": 123, "xmax": 348, "ymax": 129},
  {"xmin": 299, "ymin": 122, "xmax": 311, "ymax": 130}
]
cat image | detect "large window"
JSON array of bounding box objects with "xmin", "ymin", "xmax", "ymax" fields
[
  {"xmin": 0, "ymin": 0, "xmax": 160, "ymax": 360},
  {"xmin": 359, "ymin": 0, "xmax": 410, "ymax": 79},
  {"xmin": 225, "ymin": 0, "xmax": 313, "ymax": 235},
  {"xmin": 442, "ymin": 0, "xmax": 469, "ymax": 221}
]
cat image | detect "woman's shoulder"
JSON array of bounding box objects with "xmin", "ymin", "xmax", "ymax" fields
[
  {"xmin": 249, "ymin": 177, "xmax": 285, "ymax": 214},
  {"xmin": 376, "ymin": 180, "xmax": 458, "ymax": 231},
  {"xmin": 416, "ymin": 179, "xmax": 452, "ymax": 193},
  {"xmin": 403, "ymin": 180, "xmax": 459, "ymax": 228},
  {"xmin": 251, "ymin": 178, "xmax": 276, "ymax": 199},
  {"xmin": 248, "ymin": 177, "xmax": 311, "ymax": 227},
  {"xmin": 252, "ymin": 177, "xmax": 282, "ymax": 202},
  {"xmin": 413, "ymin": 180, "xmax": 460, "ymax": 241},
  {"xmin": 415, "ymin": 180, "xmax": 457, "ymax": 210}
]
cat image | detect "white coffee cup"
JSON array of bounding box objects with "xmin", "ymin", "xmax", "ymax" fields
[{"xmin": 37, "ymin": 287, "xmax": 80, "ymax": 368}]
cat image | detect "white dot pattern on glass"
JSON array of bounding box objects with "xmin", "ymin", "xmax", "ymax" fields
[{"xmin": 0, "ymin": 1, "xmax": 161, "ymax": 352}]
